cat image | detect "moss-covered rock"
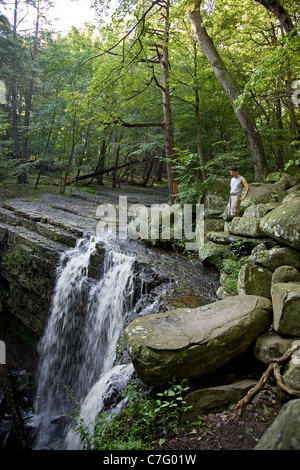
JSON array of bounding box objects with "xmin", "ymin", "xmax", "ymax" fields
[
  {"xmin": 238, "ymin": 263, "xmax": 272, "ymax": 299},
  {"xmin": 250, "ymin": 243, "xmax": 300, "ymax": 271},
  {"xmin": 259, "ymin": 198, "xmax": 300, "ymax": 250},
  {"xmin": 124, "ymin": 295, "xmax": 272, "ymax": 387},
  {"xmin": 271, "ymin": 282, "xmax": 300, "ymax": 336}
]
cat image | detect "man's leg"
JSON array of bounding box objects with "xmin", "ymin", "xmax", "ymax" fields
[{"xmin": 229, "ymin": 195, "xmax": 241, "ymax": 217}]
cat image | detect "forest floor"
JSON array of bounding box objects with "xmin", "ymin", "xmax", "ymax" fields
[{"xmin": 153, "ymin": 389, "xmax": 283, "ymax": 451}]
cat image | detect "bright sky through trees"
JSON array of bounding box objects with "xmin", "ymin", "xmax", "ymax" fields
[{"xmin": 48, "ymin": 0, "xmax": 96, "ymax": 34}]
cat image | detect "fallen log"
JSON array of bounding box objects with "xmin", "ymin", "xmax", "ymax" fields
[{"xmin": 67, "ymin": 160, "xmax": 140, "ymax": 184}]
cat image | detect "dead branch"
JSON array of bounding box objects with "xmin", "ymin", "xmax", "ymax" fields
[
  {"xmin": 68, "ymin": 159, "xmax": 139, "ymax": 184},
  {"xmin": 230, "ymin": 344, "xmax": 300, "ymax": 419},
  {"xmin": 274, "ymin": 363, "xmax": 300, "ymax": 398}
]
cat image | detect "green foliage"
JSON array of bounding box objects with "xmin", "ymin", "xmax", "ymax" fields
[
  {"xmin": 70, "ymin": 378, "xmax": 192, "ymax": 450},
  {"xmin": 155, "ymin": 378, "xmax": 193, "ymax": 417},
  {"xmin": 284, "ymin": 141, "xmax": 300, "ymax": 172},
  {"xmin": 219, "ymin": 249, "xmax": 250, "ymax": 294}
]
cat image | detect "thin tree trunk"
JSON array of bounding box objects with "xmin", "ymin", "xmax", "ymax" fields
[
  {"xmin": 192, "ymin": 41, "xmax": 206, "ymax": 180},
  {"xmin": 22, "ymin": 1, "xmax": 40, "ymax": 161},
  {"xmin": 11, "ymin": 0, "xmax": 21, "ymax": 160},
  {"xmin": 275, "ymin": 79, "xmax": 285, "ymax": 170},
  {"xmin": 161, "ymin": 0, "xmax": 178, "ymax": 203},
  {"xmin": 61, "ymin": 112, "xmax": 77, "ymax": 194},
  {"xmin": 188, "ymin": 2, "xmax": 268, "ymax": 180}
]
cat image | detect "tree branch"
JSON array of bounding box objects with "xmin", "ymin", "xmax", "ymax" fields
[{"xmin": 231, "ymin": 345, "xmax": 300, "ymax": 419}]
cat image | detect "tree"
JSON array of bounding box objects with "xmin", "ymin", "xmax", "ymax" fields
[
  {"xmin": 255, "ymin": 0, "xmax": 296, "ymax": 34},
  {"xmin": 80, "ymin": 0, "xmax": 179, "ymax": 201},
  {"xmin": 187, "ymin": 0, "xmax": 269, "ymax": 180}
]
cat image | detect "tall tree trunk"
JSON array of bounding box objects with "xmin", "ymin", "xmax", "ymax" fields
[
  {"xmin": 11, "ymin": 0, "xmax": 21, "ymax": 160},
  {"xmin": 22, "ymin": 1, "xmax": 40, "ymax": 161},
  {"xmin": 188, "ymin": 2, "xmax": 269, "ymax": 180},
  {"xmin": 161, "ymin": 0, "xmax": 178, "ymax": 203},
  {"xmin": 95, "ymin": 139, "xmax": 108, "ymax": 185},
  {"xmin": 193, "ymin": 41, "xmax": 206, "ymax": 180},
  {"xmin": 61, "ymin": 112, "xmax": 77, "ymax": 194}
]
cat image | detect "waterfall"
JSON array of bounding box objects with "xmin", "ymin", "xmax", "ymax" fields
[{"xmin": 32, "ymin": 234, "xmax": 135, "ymax": 450}]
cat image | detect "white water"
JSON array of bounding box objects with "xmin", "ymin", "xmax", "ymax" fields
[{"xmin": 32, "ymin": 234, "xmax": 136, "ymax": 450}]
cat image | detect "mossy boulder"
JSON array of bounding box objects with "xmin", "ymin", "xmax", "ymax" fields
[
  {"xmin": 227, "ymin": 217, "xmax": 266, "ymax": 238},
  {"xmin": 250, "ymin": 243, "xmax": 300, "ymax": 271},
  {"xmin": 238, "ymin": 263, "xmax": 272, "ymax": 299},
  {"xmin": 259, "ymin": 198, "xmax": 300, "ymax": 250},
  {"xmin": 271, "ymin": 282, "xmax": 300, "ymax": 336},
  {"xmin": 125, "ymin": 295, "xmax": 272, "ymax": 387}
]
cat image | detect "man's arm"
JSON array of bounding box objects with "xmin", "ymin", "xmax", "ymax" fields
[{"xmin": 240, "ymin": 178, "xmax": 250, "ymax": 201}]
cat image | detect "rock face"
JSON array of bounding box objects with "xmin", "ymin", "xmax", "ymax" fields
[
  {"xmin": 125, "ymin": 295, "xmax": 272, "ymax": 387},
  {"xmin": 0, "ymin": 198, "xmax": 98, "ymax": 335}
]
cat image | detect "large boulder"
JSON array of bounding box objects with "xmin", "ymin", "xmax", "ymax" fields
[
  {"xmin": 238, "ymin": 263, "xmax": 272, "ymax": 299},
  {"xmin": 271, "ymin": 265, "xmax": 300, "ymax": 285},
  {"xmin": 259, "ymin": 198, "xmax": 300, "ymax": 250},
  {"xmin": 271, "ymin": 282, "xmax": 300, "ymax": 336},
  {"xmin": 250, "ymin": 243, "xmax": 300, "ymax": 271},
  {"xmin": 227, "ymin": 217, "xmax": 266, "ymax": 238},
  {"xmin": 254, "ymin": 331, "xmax": 299, "ymax": 364},
  {"xmin": 255, "ymin": 398, "xmax": 300, "ymax": 450},
  {"xmin": 125, "ymin": 295, "xmax": 272, "ymax": 387},
  {"xmin": 241, "ymin": 181, "xmax": 287, "ymax": 210}
]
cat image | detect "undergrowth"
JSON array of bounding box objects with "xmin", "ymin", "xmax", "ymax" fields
[{"xmin": 67, "ymin": 378, "xmax": 192, "ymax": 450}]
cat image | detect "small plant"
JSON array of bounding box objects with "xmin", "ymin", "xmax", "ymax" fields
[
  {"xmin": 219, "ymin": 253, "xmax": 250, "ymax": 294},
  {"xmin": 155, "ymin": 378, "xmax": 192, "ymax": 415}
]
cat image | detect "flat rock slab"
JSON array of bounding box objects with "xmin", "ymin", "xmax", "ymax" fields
[
  {"xmin": 183, "ymin": 379, "xmax": 258, "ymax": 420},
  {"xmin": 125, "ymin": 295, "xmax": 272, "ymax": 386}
]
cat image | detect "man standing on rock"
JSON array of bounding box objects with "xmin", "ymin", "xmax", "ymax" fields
[{"xmin": 224, "ymin": 166, "xmax": 249, "ymax": 221}]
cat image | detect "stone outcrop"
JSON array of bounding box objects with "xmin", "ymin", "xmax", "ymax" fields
[
  {"xmin": 125, "ymin": 295, "xmax": 272, "ymax": 387},
  {"xmin": 200, "ymin": 174, "xmax": 300, "ymax": 267},
  {"xmin": 0, "ymin": 198, "xmax": 98, "ymax": 335}
]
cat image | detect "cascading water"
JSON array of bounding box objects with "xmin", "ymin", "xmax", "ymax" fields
[{"xmin": 32, "ymin": 233, "xmax": 136, "ymax": 450}]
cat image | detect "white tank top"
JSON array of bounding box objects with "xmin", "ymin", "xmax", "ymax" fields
[{"xmin": 230, "ymin": 175, "xmax": 243, "ymax": 195}]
